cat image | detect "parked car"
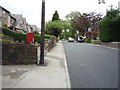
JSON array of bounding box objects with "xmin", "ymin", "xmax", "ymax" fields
[
  {"xmin": 68, "ymin": 37, "xmax": 75, "ymax": 42},
  {"xmin": 77, "ymin": 36, "xmax": 84, "ymax": 42}
]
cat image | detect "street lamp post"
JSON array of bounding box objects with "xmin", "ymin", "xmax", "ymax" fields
[
  {"xmin": 40, "ymin": 0, "xmax": 45, "ymax": 65},
  {"xmin": 98, "ymin": 0, "xmax": 105, "ymax": 4}
]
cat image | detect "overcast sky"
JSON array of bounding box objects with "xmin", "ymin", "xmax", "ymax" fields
[{"xmin": 0, "ymin": 0, "xmax": 119, "ymax": 28}]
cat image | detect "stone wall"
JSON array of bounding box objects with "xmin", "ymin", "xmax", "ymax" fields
[
  {"xmin": 91, "ymin": 40, "xmax": 120, "ymax": 49},
  {"xmin": 2, "ymin": 36, "xmax": 57, "ymax": 65},
  {"xmin": 2, "ymin": 41, "xmax": 37, "ymax": 65},
  {"xmin": 100, "ymin": 42, "xmax": 120, "ymax": 49},
  {"xmin": 45, "ymin": 36, "xmax": 56, "ymax": 51}
]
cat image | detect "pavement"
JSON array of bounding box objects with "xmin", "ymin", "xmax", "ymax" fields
[{"xmin": 1, "ymin": 40, "xmax": 71, "ymax": 88}]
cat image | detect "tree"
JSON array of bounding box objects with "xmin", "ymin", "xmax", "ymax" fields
[
  {"xmin": 65, "ymin": 11, "xmax": 81, "ymax": 21},
  {"xmin": 66, "ymin": 11, "xmax": 102, "ymax": 36},
  {"xmin": 45, "ymin": 20, "xmax": 71, "ymax": 38},
  {"xmin": 106, "ymin": 5, "xmax": 119, "ymax": 18},
  {"xmin": 65, "ymin": 11, "xmax": 80, "ymax": 36},
  {"xmin": 52, "ymin": 11, "xmax": 60, "ymax": 21}
]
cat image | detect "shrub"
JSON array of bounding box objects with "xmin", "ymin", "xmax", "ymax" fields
[
  {"xmin": 98, "ymin": 17, "xmax": 112, "ymax": 42},
  {"xmin": 1, "ymin": 27, "xmax": 26, "ymax": 42},
  {"xmin": 32, "ymin": 30, "xmax": 39, "ymax": 34},
  {"xmin": 109, "ymin": 17, "xmax": 120, "ymax": 41},
  {"xmin": 99, "ymin": 17, "xmax": 120, "ymax": 42},
  {"xmin": 34, "ymin": 34, "xmax": 41, "ymax": 43},
  {"xmin": 1, "ymin": 27, "xmax": 51, "ymax": 43},
  {"xmin": 45, "ymin": 34, "xmax": 51, "ymax": 39},
  {"xmin": 98, "ymin": 8, "xmax": 120, "ymax": 42},
  {"xmin": 59, "ymin": 35, "xmax": 63, "ymax": 40},
  {"xmin": 84, "ymin": 38, "xmax": 91, "ymax": 43},
  {"xmin": 33, "ymin": 34, "xmax": 51, "ymax": 43}
]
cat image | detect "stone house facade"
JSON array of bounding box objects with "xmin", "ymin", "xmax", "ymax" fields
[
  {"xmin": 0, "ymin": 6, "xmax": 40, "ymax": 33},
  {"xmin": 0, "ymin": 6, "xmax": 10, "ymax": 27},
  {"xmin": 0, "ymin": 6, "xmax": 16, "ymax": 28},
  {"xmin": 12, "ymin": 14, "xmax": 28, "ymax": 33}
]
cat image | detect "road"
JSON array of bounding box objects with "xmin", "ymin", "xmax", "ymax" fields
[{"xmin": 62, "ymin": 40, "xmax": 119, "ymax": 88}]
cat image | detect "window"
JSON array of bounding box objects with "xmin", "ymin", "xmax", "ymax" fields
[
  {"xmin": 2, "ymin": 11, "xmax": 7, "ymax": 18},
  {"xmin": 20, "ymin": 23, "xmax": 22, "ymax": 27},
  {"xmin": 10, "ymin": 19, "xmax": 13, "ymax": 24}
]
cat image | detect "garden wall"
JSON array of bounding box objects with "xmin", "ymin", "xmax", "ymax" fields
[
  {"xmin": 2, "ymin": 41, "xmax": 37, "ymax": 65},
  {"xmin": 45, "ymin": 36, "xmax": 56, "ymax": 51},
  {"xmin": 2, "ymin": 36, "xmax": 56, "ymax": 65}
]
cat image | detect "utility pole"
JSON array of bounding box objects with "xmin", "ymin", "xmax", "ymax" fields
[{"xmin": 40, "ymin": 0, "xmax": 45, "ymax": 65}]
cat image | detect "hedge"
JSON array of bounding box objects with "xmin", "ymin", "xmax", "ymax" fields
[
  {"xmin": 1, "ymin": 27, "xmax": 26, "ymax": 42},
  {"xmin": 99, "ymin": 17, "xmax": 120, "ymax": 42},
  {"xmin": 98, "ymin": 18, "xmax": 112, "ymax": 42},
  {"xmin": 1, "ymin": 27, "xmax": 51, "ymax": 43},
  {"xmin": 98, "ymin": 8, "xmax": 120, "ymax": 42},
  {"xmin": 109, "ymin": 17, "xmax": 120, "ymax": 41}
]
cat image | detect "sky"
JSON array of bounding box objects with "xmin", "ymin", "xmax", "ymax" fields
[{"xmin": 0, "ymin": 0, "xmax": 119, "ymax": 28}]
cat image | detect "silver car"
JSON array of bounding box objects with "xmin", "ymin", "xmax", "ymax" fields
[{"xmin": 68, "ymin": 37, "xmax": 75, "ymax": 42}]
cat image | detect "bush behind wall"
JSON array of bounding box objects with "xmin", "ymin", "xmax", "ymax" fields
[{"xmin": 1, "ymin": 27, "xmax": 51, "ymax": 43}]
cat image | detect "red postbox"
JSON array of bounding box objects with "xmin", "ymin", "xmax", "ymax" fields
[{"xmin": 26, "ymin": 32, "xmax": 34, "ymax": 43}]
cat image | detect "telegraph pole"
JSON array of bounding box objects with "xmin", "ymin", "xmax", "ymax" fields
[{"xmin": 40, "ymin": 0, "xmax": 45, "ymax": 65}]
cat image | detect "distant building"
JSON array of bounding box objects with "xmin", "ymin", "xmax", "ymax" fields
[
  {"xmin": 26, "ymin": 24, "xmax": 32, "ymax": 32},
  {"xmin": 29, "ymin": 25, "xmax": 38, "ymax": 32},
  {"xmin": 12, "ymin": 14, "xmax": 28, "ymax": 33}
]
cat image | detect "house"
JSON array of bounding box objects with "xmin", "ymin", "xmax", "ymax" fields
[
  {"xmin": 26, "ymin": 24, "xmax": 32, "ymax": 32},
  {"xmin": 0, "ymin": 6, "xmax": 39, "ymax": 34},
  {"xmin": 12, "ymin": 14, "xmax": 28, "ymax": 33},
  {"xmin": 29, "ymin": 25, "xmax": 38, "ymax": 32},
  {"xmin": 37, "ymin": 28, "xmax": 41, "ymax": 34},
  {"xmin": 0, "ymin": 6, "xmax": 16, "ymax": 29},
  {"xmin": 22, "ymin": 17, "xmax": 28, "ymax": 32},
  {"xmin": 0, "ymin": 6, "xmax": 10, "ymax": 27},
  {"xmin": 0, "ymin": 6, "xmax": 2, "ymax": 27},
  {"xmin": 7, "ymin": 15, "xmax": 16, "ymax": 30}
]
